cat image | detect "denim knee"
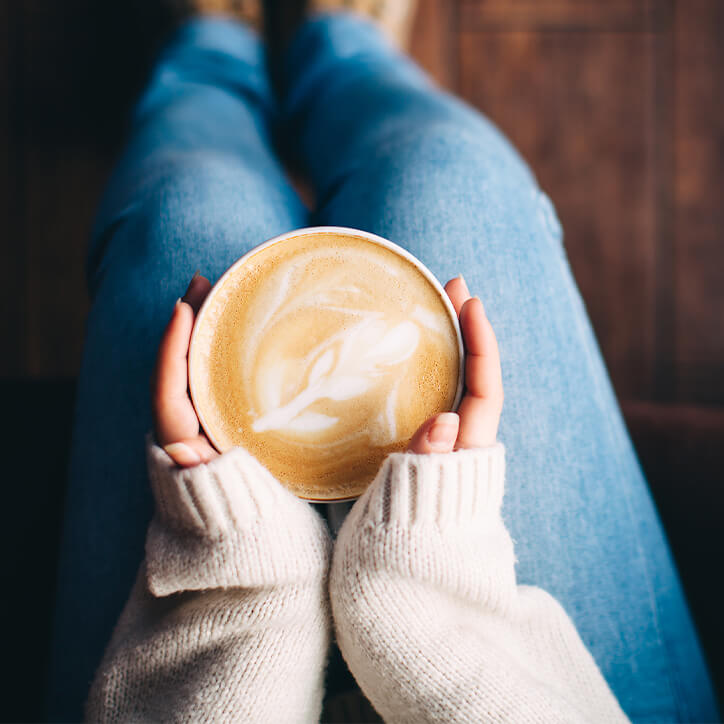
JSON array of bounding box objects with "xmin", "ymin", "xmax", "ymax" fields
[
  {"xmin": 139, "ymin": 154, "xmax": 273, "ymax": 264},
  {"xmin": 89, "ymin": 152, "xmax": 293, "ymax": 297},
  {"xmin": 324, "ymin": 121, "xmax": 564, "ymax": 257}
]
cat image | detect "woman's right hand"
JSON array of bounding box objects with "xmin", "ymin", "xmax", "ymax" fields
[
  {"xmin": 151, "ymin": 272, "xmax": 220, "ymax": 467},
  {"xmin": 407, "ymin": 274, "xmax": 503, "ymax": 454}
]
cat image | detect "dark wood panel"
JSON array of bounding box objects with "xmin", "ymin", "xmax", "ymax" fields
[
  {"xmin": 19, "ymin": 0, "xmax": 146, "ymax": 375},
  {"xmin": 459, "ymin": 30, "xmax": 657, "ymax": 399},
  {"xmin": 4, "ymin": 378, "xmax": 77, "ymax": 722},
  {"xmin": 20, "ymin": 0, "xmax": 166, "ymax": 146},
  {"xmin": 410, "ymin": 0, "xmax": 458, "ymax": 89},
  {"xmin": 1, "ymin": 0, "xmax": 24, "ymax": 376},
  {"xmin": 650, "ymin": 4, "xmax": 676, "ymax": 401},
  {"xmin": 460, "ymin": 0, "xmax": 658, "ymax": 31},
  {"xmin": 23, "ymin": 146, "xmax": 106, "ymax": 375},
  {"xmin": 674, "ymin": 0, "xmax": 724, "ymax": 403}
]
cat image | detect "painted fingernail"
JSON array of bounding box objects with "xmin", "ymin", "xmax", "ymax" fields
[
  {"xmin": 458, "ymin": 274, "xmax": 470, "ymax": 294},
  {"xmin": 164, "ymin": 442, "xmax": 201, "ymax": 466},
  {"xmin": 183, "ymin": 270, "xmax": 201, "ymax": 298},
  {"xmin": 428, "ymin": 412, "xmax": 458, "ymax": 449}
]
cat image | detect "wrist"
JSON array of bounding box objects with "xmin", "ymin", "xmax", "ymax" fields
[
  {"xmin": 333, "ymin": 443, "xmax": 515, "ymax": 612},
  {"xmin": 145, "ymin": 434, "xmax": 332, "ymax": 594}
]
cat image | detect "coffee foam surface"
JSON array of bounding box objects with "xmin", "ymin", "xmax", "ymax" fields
[{"xmin": 190, "ymin": 232, "xmax": 461, "ymax": 500}]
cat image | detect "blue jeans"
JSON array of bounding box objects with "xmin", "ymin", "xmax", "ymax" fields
[{"xmin": 47, "ymin": 14, "xmax": 718, "ymax": 723}]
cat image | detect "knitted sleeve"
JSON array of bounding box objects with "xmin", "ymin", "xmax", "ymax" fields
[
  {"xmin": 329, "ymin": 444, "xmax": 630, "ymax": 723},
  {"xmin": 85, "ymin": 436, "xmax": 332, "ymax": 723}
]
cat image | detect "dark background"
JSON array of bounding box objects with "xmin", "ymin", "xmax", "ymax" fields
[{"xmin": 2, "ymin": 0, "xmax": 723, "ymax": 721}]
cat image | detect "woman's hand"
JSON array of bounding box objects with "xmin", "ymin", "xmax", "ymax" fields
[
  {"xmin": 152, "ymin": 272, "xmax": 219, "ymax": 467},
  {"xmin": 407, "ymin": 275, "xmax": 503, "ymax": 454}
]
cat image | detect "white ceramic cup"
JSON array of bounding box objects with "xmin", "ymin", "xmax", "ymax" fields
[{"xmin": 188, "ymin": 226, "xmax": 465, "ymax": 499}]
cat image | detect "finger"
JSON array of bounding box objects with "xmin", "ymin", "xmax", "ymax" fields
[
  {"xmin": 460, "ymin": 297, "xmax": 503, "ymax": 400},
  {"xmin": 153, "ymin": 300, "xmax": 197, "ymax": 444},
  {"xmin": 454, "ymin": 396, "xmax": 500, "ymax": 450},
  {"xmin": 155, "ymin": 299, "xmax": 194, "ymax": 405},
  {"xmin": 407, "ymin": 412, "xmax": 460, "ymax": 454},
  {"xmin": 153, "ymin": 272, "xmax": 211, "ymax": 418},
  {"xmin": 182, "ymin": 272, "xmax": 212, "ymax": 314},
  {"xmin": 163, "ymin": 435, "xmax": 219, "ymax": 467},
  {"xmin": 155, "ymin": 394, "xmax": 200, "ymax": 447},
  {"xmin": 443, "ymin": 275, "xmax": 472, "ymax": 317},
  {"xmin": 455, "ymin": 297, "xmax": 504, "ymax": 450}
]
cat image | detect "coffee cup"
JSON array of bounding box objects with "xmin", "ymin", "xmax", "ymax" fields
[{"xmin": 188, "ymin": 226, "xmax": 464, "ymax": 501}]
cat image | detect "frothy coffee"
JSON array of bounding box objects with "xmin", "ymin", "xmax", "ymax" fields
[{"xmin": 189, "ymin": 230, "xmax": 462, "ymax": 500}]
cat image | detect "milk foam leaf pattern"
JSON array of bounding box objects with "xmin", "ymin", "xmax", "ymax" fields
[
  {"xmin": 251, "ymin": 317, "xmax": 421, "ymax": 435},
  {"xmin": 286, "ymin": 412, "xmax": 339, "ymax": 432},
  {"xmin": 365, "ymin": 321, "xmax": 420, "ymax": 365},
  {"xmin": 308, "ymin": 348, "xmax": 335, "ymax": 385},
  {"xmin": 260, "ymin": 360, "xmax": 286, "ymax": 409},
  {"xmin": 323, "ymin": 375, "xmax": 372, "ymax": 400}
]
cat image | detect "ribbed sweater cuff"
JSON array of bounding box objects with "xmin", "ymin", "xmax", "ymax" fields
[
  {"xmin": 335, "ymin": 444, "xmax": 514, "ymax": 610},
  {"xmin": 355, "ymin": 443, "xmax": 505, "ymax": 530},
  {"xmin": 145, "ymin": 435, "xmax": 331, "ymax": 596}
]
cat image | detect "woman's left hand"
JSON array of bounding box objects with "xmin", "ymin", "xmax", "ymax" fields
[
  {"xmin": 407, "ymin": 274, "xmax": 503, "ymax": 454},
  {"xmin": 152, "ymin": 272, "xmax": 220, "ymax": 467}
]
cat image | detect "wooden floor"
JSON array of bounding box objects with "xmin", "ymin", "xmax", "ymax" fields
[{"xmin": 2, "ymin": 0, "xmax": 723, "ymax": 406}]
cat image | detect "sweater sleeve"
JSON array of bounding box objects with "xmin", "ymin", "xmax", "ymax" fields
[
  {"xmin": 329, "ymin": 444, "xmax": 630, "ymax": 724},
  {"xmin": 85, "ymin": 436, "xmax": 332, "ymax": 724}
]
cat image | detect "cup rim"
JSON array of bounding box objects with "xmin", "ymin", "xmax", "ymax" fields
[{"xmin": 188, "ymin": 225, "xmax": 466, "ymax": 501}]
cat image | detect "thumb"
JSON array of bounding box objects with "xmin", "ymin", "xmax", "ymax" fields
[
  {"xmin": 163, "ymin": 435, "xmax": 219, "ymax": 468},
  {"xmin": 406, "ymin": 412, "xmax": 460, "ymax": 454}
]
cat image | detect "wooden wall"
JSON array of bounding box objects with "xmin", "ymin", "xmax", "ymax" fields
[{"xmin": 3, "ymin": 0, "xmax": 723, "ymax": 405}]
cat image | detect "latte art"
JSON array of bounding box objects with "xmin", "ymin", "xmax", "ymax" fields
[
  {"xmin": 251, "ymin": 316, "xmax": 421, "ymax": 437},
  {"xmin": 189, "ymin": 230, "xmax": 462, "ymax": 500}
]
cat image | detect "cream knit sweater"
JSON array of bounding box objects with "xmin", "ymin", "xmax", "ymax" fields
[{"xmin": 85, "ymin": 440, "xmax": 629, "ymax": 723}]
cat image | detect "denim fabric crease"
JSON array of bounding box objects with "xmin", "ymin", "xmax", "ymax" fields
[{"xmin": 46, "ymin": 13, "xmax": 719, "ymax": 723}]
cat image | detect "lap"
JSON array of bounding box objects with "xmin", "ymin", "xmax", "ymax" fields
[{"xmin": 53, "ymin": 111, "xmax": 715, "ymax": 722}]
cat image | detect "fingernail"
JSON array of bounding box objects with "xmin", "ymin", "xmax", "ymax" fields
[
  {"xmin": 184, "ymin": 270, "xmax": 201, "ymax": 298},
  {"xmin": 473, "ymin": 295, "xmax": 486, "ymax": 314},
  {"xmin": 164, "ymin": 442, "xmax": 201, "ymax": 465},
  {"xmin": 428, "ymin": 412, "xmax": 458, "ymax": 450},
  {"xmin": 174, "ymin": 297, "xmax": 183, "ymax": 308},
  {"xmin": 458, "ymin": 274, "xmax": 470, "ymax": 294}
]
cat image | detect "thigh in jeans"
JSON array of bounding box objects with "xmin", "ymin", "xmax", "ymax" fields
[
  {"xmin": 313, "ymin": 111, "xmax": 716, "ymax": 722},
  {"xmin": 48, "ymin": 152, "xmax": 307, "ymax": 720},
  {"xmin": 46, "ymin": 19, "xmax": 310, "ymax": 717}
]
